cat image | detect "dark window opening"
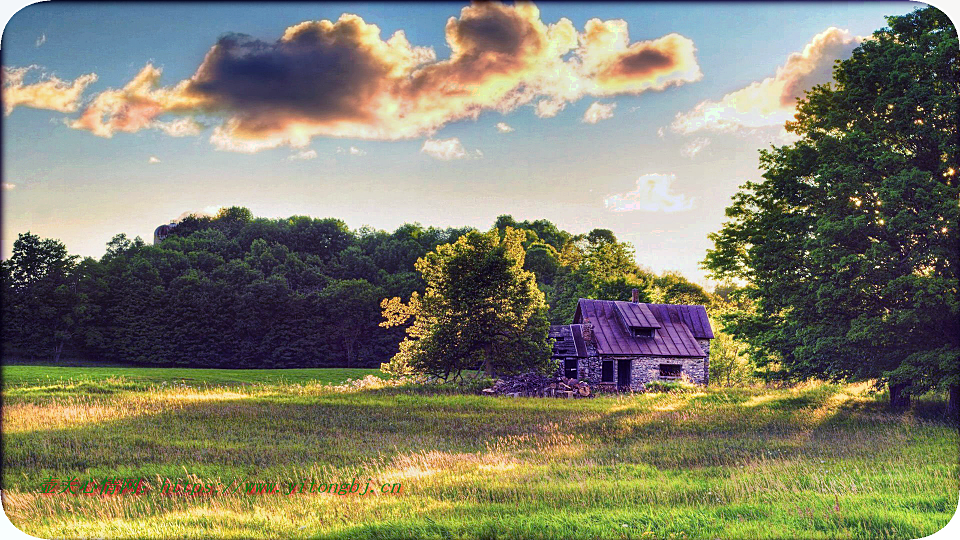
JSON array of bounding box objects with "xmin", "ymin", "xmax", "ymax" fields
[
  {"xmin": 601, "ymin": 360, "xmax": 614, "ymax": 382},
  {"xmin": 659, "ymin": 364, "xmax": 682, "ymax": 379},
  {"xmin": 564, "ymin": 359, "xmax": 578, "ymax": 379},
  {"xmin": 632, "ymin": 328, "xmax": 655, "ymax": 338}
]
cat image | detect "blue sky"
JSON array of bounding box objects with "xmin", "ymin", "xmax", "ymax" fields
[{"xmin": 1, "ymin": 1, "xmax": 923, "ymax": 284}]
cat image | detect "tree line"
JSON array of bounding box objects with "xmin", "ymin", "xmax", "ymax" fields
[{"xmin": 1, "ymin": 209, "xmax": 715, "ymax": 370}]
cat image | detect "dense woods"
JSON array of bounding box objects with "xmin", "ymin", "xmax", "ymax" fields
[{"xmin": 2, "ymin": 211, "xmax": 711, "ymax": 369}]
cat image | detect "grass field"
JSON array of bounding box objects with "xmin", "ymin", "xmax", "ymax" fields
[{"xmin": 2, "ymin": 366, "xmax": 957, "ymax": 539}]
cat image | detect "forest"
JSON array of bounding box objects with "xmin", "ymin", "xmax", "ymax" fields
[{"xmin": 1, "ymin": 210, "xmax": 723, "ymax": 370}]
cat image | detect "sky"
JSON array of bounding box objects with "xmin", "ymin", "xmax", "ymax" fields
[{"xmin": 1, "ymin": 1, "xmax": 925, "ymax": 285}]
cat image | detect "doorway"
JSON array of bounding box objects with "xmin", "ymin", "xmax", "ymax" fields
[{"xmin": 617, "ymin": 359, "xmax": 632, "ymax": 390}]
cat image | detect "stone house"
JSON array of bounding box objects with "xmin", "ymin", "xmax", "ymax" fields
[{"xmin": 549, "ymin": 291, "xmax": 713, "ymax": 390}]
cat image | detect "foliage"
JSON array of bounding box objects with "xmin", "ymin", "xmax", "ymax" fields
[
  {"xmin": 1, "ymin": 233, "xmax": 85, "ymax": 361},
  {"xmin": 381, "ymin": 228, "xmax": 552, "ymax": 380},
  {"xmin": 703, "ymin": 7, "xmax": 959, "ymax": 403},
  {"xmin": 4, "ymin": 209, "xmax": 713, "ymax": 369}
]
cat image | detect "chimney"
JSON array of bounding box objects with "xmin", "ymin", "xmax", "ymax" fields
[
  {"xmin": 631, "ymin": 288, "xmax": 639, "ymax": 303},
  {"xmin": 581, "ymin": 317, "xmax": 594, "ymax": 343}
]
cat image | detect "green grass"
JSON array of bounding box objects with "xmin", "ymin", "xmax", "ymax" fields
[
  {"xmin": 1, "ymin": 367, "xmax": 957, "ymax": 539},
  {"xmin": 1, "ymin": 365, "xmax": 383, "ymax": 395}
]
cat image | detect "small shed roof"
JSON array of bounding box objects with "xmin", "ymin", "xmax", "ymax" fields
[{"xmin": 549, "ymin": 324, "xmax": 588, "ymax": 357}]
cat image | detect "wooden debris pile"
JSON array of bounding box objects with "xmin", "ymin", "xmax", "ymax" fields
[{"xmin": 481, "ymin": 372, "xmax": 592, "ymax": 398}]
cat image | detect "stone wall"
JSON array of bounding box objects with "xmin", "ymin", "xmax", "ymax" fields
[{"xmin": 569, "ymin": 337, "xmax": 710, "ymax": 390}]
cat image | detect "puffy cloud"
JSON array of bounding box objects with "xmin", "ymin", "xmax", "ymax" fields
[
  {"xmin": 2, "ymin": 182, "xmax": 16, "ymax": 190},
  {"xmin": 2, "ymin": 65, "xmax": 98, "ymax": 115},
  {"xmin": 67, "ymin": 64, "xmax": 202, "ymax": 137},
  {"xmin": 421, "ymin": 137, "xmax": 481, "ymax": 160},
  {"xmin": 680, "ymin": 137, "xmax": 710, "ymax": 158},
  {"xmin": 35, "ymin": 34, "xmax": 46, "ymax": 47},
  {"xmin": 604, "ymin": 173, "xmax": 694, "ymax": 212},
  {"xmin": 672, "ymin": 27, "xmax": 861, "ymax": 134},
  {"xmin": 148, "ymin": 156, "xmax": 161, "ymax": 163},
  {"xmin": 288, "ymin": 149, "xmax": 317, "ymax": 160},
  {"xmin": 582, "ymin": 101, "xmax": 615, "ymax": 123},
  {"xmin": 68, "ymin": 2, "xmax": 701, "ymax": 151},
  {"xmin": 495, "ymin": 122, "xmax": 514, "ymax": 133}
]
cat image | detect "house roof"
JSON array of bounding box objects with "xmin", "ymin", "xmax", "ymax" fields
[
  {"xmin": 549, "ymin": 324, "xmax": 588, "ymax": 357},
  {"xmin": 572, "ymin": 299, "xmax": 713, "ymax": 358}
]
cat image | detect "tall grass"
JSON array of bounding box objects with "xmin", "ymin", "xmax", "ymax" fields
[{"xmin": 1, "ymin": 367, "xmax": 956, "ymax": 539}]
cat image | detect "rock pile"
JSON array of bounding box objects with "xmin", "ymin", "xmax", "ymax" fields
[{"xmin": 482, "ymin": 372, "xmax": 592, "ymax": 398}]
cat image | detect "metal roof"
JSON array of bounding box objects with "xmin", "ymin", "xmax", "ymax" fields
[{"xmin": 572, "ymin": 299, "xmax": 712, "ymax": 358}]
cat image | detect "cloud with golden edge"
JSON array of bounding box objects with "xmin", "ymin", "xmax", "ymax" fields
[
  {"xmin": 604, "ymin": 173, "xmax": 694, "ymax": 212},
  {"xmin": 66, "ymin": 2, "xmax": 701, "ymax": 152},
  {"xmin": 671, "ymin": 27, "xmax": 862, "ymax": 135},
  {"xmin": 2, "ymin": 65, "xmax": 97, "ymax": 115}
]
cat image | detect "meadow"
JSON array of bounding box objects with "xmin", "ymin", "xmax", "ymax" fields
[{"xmin": 1, "ymin": 366, "xmax": 957, "ymax": 539}]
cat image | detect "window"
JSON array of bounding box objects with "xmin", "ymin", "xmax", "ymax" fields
[
  {"xmin": 564, "ymin": 359, "xmax": 578, "ymax": 379},
  {"xmin": 632, "ymin": 328, "xmax": 655, "ymax": 338},
  {"xmin": 659, "ymin": 364, "xmax": 682, "ymax": 379},
  {"xmin": 601, "ymin": 360, "xmax": 614, "ymax": 382}
]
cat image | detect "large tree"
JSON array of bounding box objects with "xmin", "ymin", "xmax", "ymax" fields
[
  {"xmin": 381, "ymin": 227, "xmax": 552, "ymax": 380},
  {"xmin": 703, "ymin": 7, "xmax": 959, "ymax": 413},
  {"xmin": 1, "ymin": 233, "xmax": 85, "ymax": 361}
]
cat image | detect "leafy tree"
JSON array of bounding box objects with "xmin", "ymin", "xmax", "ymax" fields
[
  {"xmin": 1, "ymin": 233, "xmax": 84, "ymax": 361},
  {"xmin": 703, "ymin": 7, "xmax": 959, "ymax": 412},
  {"xmin": 381, "ymin": 228, "xmax": 552, "ymax": 380}
]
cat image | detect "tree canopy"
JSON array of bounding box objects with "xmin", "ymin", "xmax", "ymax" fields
[
  {"xmin": 703, "ymin": 7, "xmax": 959, "ymax": 409},
  {"xmin": 381, "ymin": 227, "xmax": 553, "ymax": 380}
]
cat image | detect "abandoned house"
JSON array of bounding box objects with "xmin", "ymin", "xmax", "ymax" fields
[{"xmin": 549, "ymin": 290, "xmax": 713, "ymax": 390}]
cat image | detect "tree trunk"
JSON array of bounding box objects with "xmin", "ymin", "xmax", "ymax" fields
[
  {"xmin": 889, "ymin": 381, "xmax": 911, "ymax": 408},
  {"xmin": 948, "ymin": 384, "xmax": 959, "ymax": 421},
  {"xmin": 53, "ymin": 339, "xmax": 64, "ymax": 363}
]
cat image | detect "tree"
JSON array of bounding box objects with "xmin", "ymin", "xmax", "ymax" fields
[
  {"xmin": 381, "ymin": 228, "xmax": 552, "ymax": 380},
  {"xmin": 1, "ymin": 232, "xmax": 84, "ymax": 361},
  {"xmin": 703, "ymin": 7, "xmax": 959, "ymax": 412},
  {"xmin": 319, "ymin": 279, "xmax": 385, "ymax": 367}
]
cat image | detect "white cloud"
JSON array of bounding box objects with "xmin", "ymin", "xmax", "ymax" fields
[
  {"xmin": 671, "ymin": 27, "xmax": 862, "ymax": 135},
  {"xmin": 2, "ymin": 182, "xmax": 16, "ymax": 191},
  {"xmin": 153, "ymin": 117, "xmax": 204, "ymax": 137},
  {"xmin": 535, "ymin": 98, "xmax": 566, "ymax": 118},
  {"xmin": 582, "ymin": 102, "xmax": 616, "ymax": 124},
  {"xmin": 496, "ymin": 122, "xmax": 515, "ymax": 133},
  {"xmin": 681, "ymin": 137, "xmax": 711, "ymax": 158},
  {"xmin": 421, "ymin": 137, "xmax": 482, "ymax": 160},
  {"xmin": 35, "ymin": 34, "xmax": 46, "ymax": 47},
  {"xmin": 288, "ymin": 149, "xmax": 318, "ymax": 160},
  {"xmin": 336, "ymin": 146, "xmax": 367, "ymax": 156},
  {"xmin": 148, "ymin": 156, "xmax": 161, "ymax": 164},
  {"xmin": 604, "ymin": 173, "xmax": 694, "ymax": 212}
]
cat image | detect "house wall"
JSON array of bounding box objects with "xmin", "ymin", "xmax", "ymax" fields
[{"xmin": 574, "ymin": 353, "xmax": 709, "ymax": 390}]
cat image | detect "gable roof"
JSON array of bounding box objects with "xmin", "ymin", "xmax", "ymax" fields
[{"xmin": 573, "ymin": 299, "xmax": 713, "ymax": 357}]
